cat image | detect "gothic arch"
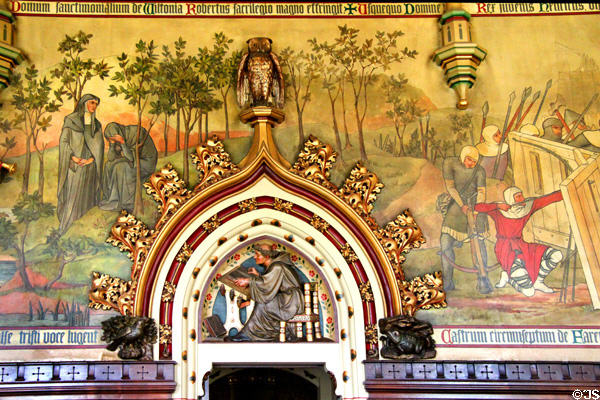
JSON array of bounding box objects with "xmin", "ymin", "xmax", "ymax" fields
[{"xmin": 90, "ymin": 135, "xmax": 444, "ymax": 399}]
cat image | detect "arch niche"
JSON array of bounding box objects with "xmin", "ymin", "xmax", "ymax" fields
[{"xmin": 90, "ymin": 133, "xmax": 443, "ymax": 400}]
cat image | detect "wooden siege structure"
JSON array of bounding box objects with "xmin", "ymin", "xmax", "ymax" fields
[{"xmin": 509, "ymin": 131, "xmax": 600, "ymax": 309}]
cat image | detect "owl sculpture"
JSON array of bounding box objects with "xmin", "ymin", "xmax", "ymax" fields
[{"xmin": 237, "ymin": 37, "xmax": 285, "ymax": 109}]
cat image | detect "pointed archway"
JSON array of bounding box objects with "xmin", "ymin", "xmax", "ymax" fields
[{"xmin": 89, "ymin": 135, "xmax": 444, "ymax": 399}]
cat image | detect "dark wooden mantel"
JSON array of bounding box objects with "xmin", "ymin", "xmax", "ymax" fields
[
  {"xmin": 364, "ymin": 360, "xmax": 600, "ymax": 399},
  {"xmin": 0, "ymin": 360, "xmax": 176, "ymax": 398}
]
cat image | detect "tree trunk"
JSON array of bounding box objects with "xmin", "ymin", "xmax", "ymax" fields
[
  {"xmin": 395, "ymin": 123, "xmax": 405, "ymax": 156},
  {"xmin": 176, "ymin": 108, "xmax": 181, "ymax": 152},
  {"xmin": 37, "ymin": 150, "xmax": 44, "ymax": 201},
  {"xmin": 341, "ymin": 84, "xmax": 351, "ymax": 149},
  {"xmin": 183, "ymin": 124, "xmax": 190, "ymax": 183},
  {"xmin": 163, "ymin": 113, "xmax": 169, "ymax": 157},
  {"xmin": 354, "ymin": 102, "xmax": 368, "ymax": 161},
  {"xmin": 15, "ymin": 228, "xmax": 33, "ymax": 291},
  {"xmin": 44, "ymin": 254, "xmax": 67, "ymax": 291},
  {"xmin": 419, "ymin": 118, "xmax": 427, "ymax": 159},
  {"xmin": 329, "ymin": 97, "xmax": 343, "ymax": 159},
  {"xmin": 198, "ymin": 112, "xmax": 204, "ymax": 144},
  {"xmin": 133, "ymin": 112, "xmax": 143, "ymax": 215},
  {"xmin": 296, "ymin": 105, "xmax": 305, "ymax": 148},
  {"xmin": 17, "ymin": 249, "xmax": 33, "ymax": 290},
  {"xmin": 204, "ymin": 112, "xmax": 209, "ymax": 142},
  {"xmin": 21, "ymin": 135, "xmax": 32, "ymax": 194},
  {"xmin": 222, "ymin": 92, "xmax": 230, "ymax": 140}
]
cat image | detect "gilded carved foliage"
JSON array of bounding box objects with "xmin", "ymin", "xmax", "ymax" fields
[
  {"xmin": 399, "ymin": 271, "xmax": 446, "ymax": 317},
  {"xmin": 359, "ymin": 281, "xmax": 374, "ymax": 303},
  {"xmin": 92, "ymin": 135, "xmax": 442, "ymax": 320},
  {"xmin": 191, "ymin": 137, "xmax": 240, "ymax": 192},
  {"xmin": 161, "ymin": 281, "xmax": 176, "ymax": 303},
  {"xmin": 340, "ymin": 243, "xmax": 358, "ymax": 264},
  {"xmin": 239, "ymin": 198, "xmax": 257, "ymax": 213},
  {"xmin": 310, "ymin": 215, "xmax": 330, "ymax": 232},
  {"xmin": 89, "ymin": 271, "xmax": 135, "ymax": 315},
  {"xmin": 176, "ymin": 243, "xmax": 193, "ymax": 264},
  {"xmin": 375, "ymin": 210, "xmax": 426, "ymax": 281},
  {"xmin": 159, "ymin": 324, "xmax": 172, "ymax": 344},
  {"xmin": 145, "ymin": 163, "xmax": 192, "ymax": 231},
  {"xmin": 290, "ymin": 135, "xmax": 338, "ymax": 191},
  {"xmin": 202, "ymin": 215, "xmax": 220, "ymax": 233},
  {"xmin": 339, "ymin": 162, "xmax": 384, "ymax": 223},
  {"xmin": 273, "ymin": 198, "xmax": 293, "ymax": 213},
  {"xmin": 106, "ymin": 211, "xmax": 157, "ymax": 280},
  {"xmin": 290, "ymin": 136, "xmax": 442, "ymax": 315},
  {"xmin": 364, "ymin": 324, "xmax": 378, "ymax": 345}
]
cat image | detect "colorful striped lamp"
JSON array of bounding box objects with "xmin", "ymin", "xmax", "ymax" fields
[
  {"xmin": 432, "ymin": 4, "xmax": 486, "ymax": 109},
  {"xmin": 0, "ymin": 2, "xmax": 23, "ymax": 89}
]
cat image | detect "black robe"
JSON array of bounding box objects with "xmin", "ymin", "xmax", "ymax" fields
[{"xmin": 57, "ymin": 94, "xmax": 103, "ymax": 233}]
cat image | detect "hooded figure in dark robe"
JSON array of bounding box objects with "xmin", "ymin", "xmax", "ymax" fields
[
  {"xmin": 99, "ymin": 122, "xmax": 158, "ymax": 212},
  {"xmin": 227, "ymin": 243, "xmax": 304, "ymax": 342},
  {"xmin": 57, "ymin": 94, "xmax": 104, "ymax": 233}
]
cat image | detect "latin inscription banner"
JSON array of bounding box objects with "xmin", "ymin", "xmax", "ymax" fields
[
  {"xmin": 0, "ymin": 327, "xmax": 104, "ymax": 349},
  {"xmin": 435, "ymin": 326, "xmax": 600, "ymax": 348},
  {"xmin": 8, "ymin": 2, "xmax": 600, "ymax": 18}
]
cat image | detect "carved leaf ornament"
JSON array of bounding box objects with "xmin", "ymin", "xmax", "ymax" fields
[{"xmin": 90, "ymin": 135, "xmax": 444, "ymax": 318}]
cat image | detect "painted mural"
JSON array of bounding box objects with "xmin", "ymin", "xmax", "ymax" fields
[{"xmin": 0, "ymin": 3, "xmax": 599, "ymax": 355}]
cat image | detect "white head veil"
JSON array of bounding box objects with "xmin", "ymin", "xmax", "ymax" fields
[
  {"xmin": 475, "ymin": 125, "xmax": 508, "ymax": 157},
  {"xmin": 500, "ymin": 186, "xmax": 533, "ymax": 219},
  {"xmin": 459, "ymin": 145, "xmax": 479, "ymax": 164}
]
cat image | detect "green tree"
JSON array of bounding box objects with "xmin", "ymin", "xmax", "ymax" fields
[
  {"xmin": 50, "ymin": 31, "xmax": 110, "ymax": 111},
  {"xmin": 108, "ymin": 40, "xmax": 160, "ymax": 215},
  {"xmin": 310, "ymin": 38, "xmax": 344, "ymax": 157},
  {"xmin": 196, "ymin": 42, "xmax": 222, "ymax": 146},
  {"xmin": 163, "ymin": 39, "xmax": 209, "ymax": 182},
  {"xmin": 315, "ymin": 25, "xmax": 417, "ymax": 161},
  {"xmin": 279, "ymin": 47, "xmax": 320, "ymax": 147},
  {"xmin": 382, "ymin": 73, "xmax": 409, "ymax": 156},
  {"xmin": 10, "ymin": 66, "xmax": 62, "ymax": 199},
  {"xmin": 43, "ymin": 229, "xmax": 99, "ymax": 290},
  {"xmin": 0, "ymin": 191, "xmax": 55, "ymax": 291},
  {"xmin": 448, "ymin": 112, "xmax": 474, "ymax": 156},
  {"xmin": 199, "ymin": 96, "xmax": 222, "ymax": 143},
  {"xmin": 150, "ymin": 66, "xmax": 176, "ymax": 157},
  {"xmin": 206, "ymin": 32, "xmax": 242, "ymax": 140},
  {"xmin": 159, "ymin": 39, "xmax": 187, "ymax": 153},
  {"xmin": 0, "ymin": 116, "xmax": 16, "ymax": 160}
]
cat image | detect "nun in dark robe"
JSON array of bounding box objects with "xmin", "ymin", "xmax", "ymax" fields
[
  {"xmin": 99, "ymin": 122, "xmax": 158, "ymax": 212},
  {"xmin": 57, "ymin": 94, "xmax": 104, "ymax": 233}
]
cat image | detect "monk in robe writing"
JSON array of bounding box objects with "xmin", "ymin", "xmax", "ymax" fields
[
  {"xmin": 226, "ymin": 243, "xmax": 304, "ymax": 342},
  {"xmin": 474, "ymin": 187, "xmax": 564, "ymax": 297}
]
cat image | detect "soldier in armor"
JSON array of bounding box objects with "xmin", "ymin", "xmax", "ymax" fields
[
  {"xmin": 542, "ymin": 110, "xmax": 599, "ymax": 151},
  {"xmin": 440, "ymin": 146, "xmax": 492, "ymax": 294}
]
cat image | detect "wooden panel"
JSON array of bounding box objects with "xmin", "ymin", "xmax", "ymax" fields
[
  {"xmin": 509, "ymin": 132, "xmax": 595, "ymax": 248},
  {"xmin": 0, "ymin": 361, "xmax": 176, "ymax": 399},
  {"xmin": 561, "ymin": 156, "xmax": 600, "ymax": 309},
  {"xmin": 365, "ymin": 360, "xmax": 600, "ymax": 399}
]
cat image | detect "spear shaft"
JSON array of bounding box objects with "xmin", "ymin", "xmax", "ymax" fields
[
  {"xmin": 533, "ymin": 79, "xmax": 552, "ymax": 125},
  {"xmin": 492, "ymin": 91, "xmax": 516, "ymax": 177}
]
